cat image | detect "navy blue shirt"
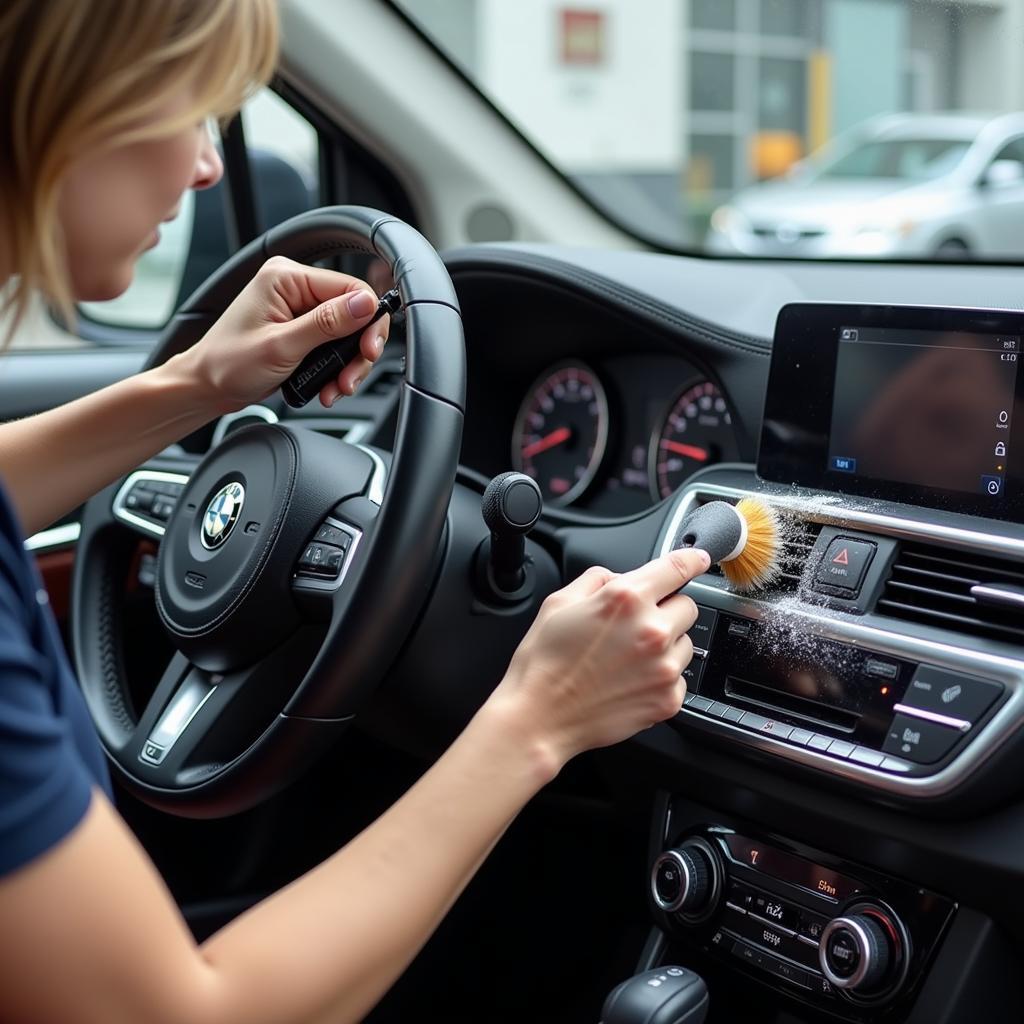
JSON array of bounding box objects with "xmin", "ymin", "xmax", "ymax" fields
[{"xmin": 0, "ymin": 481, "xmax": 111, "ymax": 878}]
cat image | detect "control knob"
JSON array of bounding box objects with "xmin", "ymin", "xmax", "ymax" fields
[
  {"xmin": 651, "ymin": 841, "xmax": 716, "ymax": 916},
  {"xmin": 820, "ymin": 911, "xmax": 900, "ymax": 994}
]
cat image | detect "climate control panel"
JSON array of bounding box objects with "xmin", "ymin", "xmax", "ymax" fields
[{"xmin": 650, "ymin": 815, "xmax": 955, "ymax": 1019}]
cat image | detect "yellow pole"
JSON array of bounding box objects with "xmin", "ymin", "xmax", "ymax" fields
[{"xmin": 808, "ymin": 49, "xmax": 832, "ymax": 155}]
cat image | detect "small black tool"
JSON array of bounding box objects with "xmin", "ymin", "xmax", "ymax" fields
[{"xmin": 281, "ymin": 287, "xmax": 402, "ymax": 409}]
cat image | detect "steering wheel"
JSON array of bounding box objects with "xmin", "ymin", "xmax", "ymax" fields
[{"xmin": 71, "ymin": 207, "xmax": 466, "ymax": 818}]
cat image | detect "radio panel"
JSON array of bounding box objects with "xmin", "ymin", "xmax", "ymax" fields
[{"xmin": 681, "ymin": 607, "xmax": 1005, "ymax": 776}]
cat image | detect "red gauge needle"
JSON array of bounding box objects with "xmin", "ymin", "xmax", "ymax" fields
[
  {"xmin": 661, "ymin": 440, "xmax": 710, "ymax": 462},
  {"xmin": 522, "ymin": 426, "xmax": 571, "ymax": 459}
]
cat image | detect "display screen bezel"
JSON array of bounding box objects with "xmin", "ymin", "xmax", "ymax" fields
[{"xmin": 757, "ymin": 302, "xmax": 1024, "ymax": 521}]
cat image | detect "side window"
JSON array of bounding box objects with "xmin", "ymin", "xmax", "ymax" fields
[
  {"xmin": 984, "ymin": 138, "xmax": 1024, "ymax": 184},
  {"xmin": 77, "ymin": 88, "xmax": 320, "ymax": 337}
]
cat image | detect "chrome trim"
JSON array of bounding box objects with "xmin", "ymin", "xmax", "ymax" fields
[
  {"xmin": 25, "ymin": 522, "xmax": 81, "ymax": 552},
  {"xmin": 797, "ymin": 934, "xmax": 820, "ymax": 949},
  {"xmin": 651, "ymin": 849, "xmax": 690, "ymax": 913},
  {"xmin": 656, "ymin": 478, "xmax": 1024, "ymax": 799},
  {"xmin": 725, "ymin": 901, "xmax": 748, "ymax": 915},
  {"xmin": 819, "ymin": 917, "xmax": 874, "ymax": 991},
  {"xmin": 139, "ymin": 673, "xmax": 216, "ymax": 767},
  {"xmin": 291, "ymin": 516, "xmax": 363, "ymax": 593},
  {"xmin": 112, "ymin": 470, "xmax": 191, "ymax": 538},
  {"xmin": 354, "ymin": 443, "xmax": 387, "ymax": 505},
  {"xmin": 970, "ymin": 584, "xmax": 1024, "ymax": 609},
  {"xmin": 891, "ymin": 704, "xmax": 971, "ymax": 732},
  {"xmin": 211, "ymin": 404, "xmax": 278, "ymax": 447},
  {"xmin": 659, "ymin": 480, "xmax": 1024, "ymax": 560}
]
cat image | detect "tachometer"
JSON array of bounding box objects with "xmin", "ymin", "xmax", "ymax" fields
[
  {"xmin": 650, "ymin": 380, "xmax": 738, "ymax": 500},
  {"xmin": 512, "ymin": 362, "xmax": 609, "ymax": 506}
]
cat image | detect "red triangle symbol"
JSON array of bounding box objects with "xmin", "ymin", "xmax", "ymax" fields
[{"xmin": 833, "ymin": 547, "xmax": 850, "ymax": 565}]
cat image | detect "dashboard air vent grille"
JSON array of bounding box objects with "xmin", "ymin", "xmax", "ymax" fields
[
  {"xmin": 877, "ymin": 542, "xmax": 1024, "ymax": 645},
  {"xmin": 693, "ymin": 494, "xmax": 821, "ymax": 593}
]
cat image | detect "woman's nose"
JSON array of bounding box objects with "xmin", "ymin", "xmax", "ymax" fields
[{"xmin": 192, "ymin": 127, "xmax": 224, "ymax": 191}]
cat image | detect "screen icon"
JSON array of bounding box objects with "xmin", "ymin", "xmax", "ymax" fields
[
  {"xmin": 999, "ymin": 410, "xmax": 1009, "ymax": 425},
  {"xmin": 830, "ymin": 456, "xmax": 857, "ymax": 473},
  {"xmin": 840, "ymin": 328, "xmax": 859, "ymax": 342},
  {"xmin": 995, "ymin": 441, "xmax": 1007, "ymax": 458},
  {"xmin": 982, "ymin": 475, "xmax": 1003, "ymax": 497}
]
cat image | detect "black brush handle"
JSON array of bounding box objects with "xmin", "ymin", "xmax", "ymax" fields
[
  {"xmin": 672, "ymin": 501, "xmax": 744, "ymax": 565},
  {"xmin": 280, "ymin": 288, "xmax": 402, "ymax": 409}
]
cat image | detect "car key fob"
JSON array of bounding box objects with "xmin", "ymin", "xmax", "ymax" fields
[{"xmin": 280, "ymin": 287, "xmax": 402, "ymax": 409}]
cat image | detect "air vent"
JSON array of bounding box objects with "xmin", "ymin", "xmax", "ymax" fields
[
  {"xmin": 692, "ymin": 494, "xmax": 821, "ymax": 592},
  {"xmin": 877, "ymin": 542, "xmax": 1024, "ymax": 645}
]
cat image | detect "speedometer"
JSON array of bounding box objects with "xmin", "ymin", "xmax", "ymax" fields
[
  {"xmin": 649, "ymin": 380, "xmax": 738, "ymax": 500},
  {"xmin": 512, "ymin": 362, "xmax": 609, "ymax": 506}
]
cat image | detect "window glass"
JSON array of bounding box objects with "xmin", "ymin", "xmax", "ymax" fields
[
  {"xmin": 79, "ymin": 88, "xmax": 320, "ymax": 335},
  {"xmin": 393, "ymin": 0, "xmax": 1024, "ymax": 261},
  {"xmin": 691, "ymin": 0, "xmax": 736, "ymax": 31}
]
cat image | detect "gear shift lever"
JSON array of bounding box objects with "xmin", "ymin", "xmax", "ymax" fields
[
  {"xmin": 477, "ymin": 471, "xmax": 543, "ymax": 600},
  {"xmin": 600, "ymin": 966, "xmax": 708, "ymax": 1024}
]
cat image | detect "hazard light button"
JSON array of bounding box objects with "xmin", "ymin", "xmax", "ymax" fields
[{"xmin": 814, "ymin": 538, "xmax": 876, "ymax": 594}]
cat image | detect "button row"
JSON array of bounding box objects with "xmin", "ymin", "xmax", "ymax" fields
[
  {"xmin": 295, "ymin": 522, "xmax": 355, "ymax": 581},
  {"xmin": 727, "ymin": 881, "xmax": 828, "ymax": 949},
  {"xmin": 714, "ymin": 923, "xmax": 834, "ymax": 996},
  {"xmin": 682, "ymin": 694, "xmax": 912, "ymax": 774},
  {"xmin": 123, "ymin": 481, "xmax": 182, "ymax": 522}
]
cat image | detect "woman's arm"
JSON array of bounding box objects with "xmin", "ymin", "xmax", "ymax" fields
[
  {"xmin": 0, "ymin": 550, "xmax": 705, "ymax": 1024},
  {"xmin": 0, "ymin": 258, "xmax": 387, "ymax": 536}
]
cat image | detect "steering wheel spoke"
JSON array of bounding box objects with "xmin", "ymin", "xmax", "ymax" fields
[{"xmin": 125, "ymin": 626, "xmax": 327, "ymax": 790}]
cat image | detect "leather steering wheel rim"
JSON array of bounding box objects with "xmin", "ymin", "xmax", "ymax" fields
[{"xmin": 71, "ymin": 207, "xmax": 466, "ymax": 817}]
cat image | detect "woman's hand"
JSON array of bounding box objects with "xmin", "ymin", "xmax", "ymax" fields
[
  {"xmin": 489, "ymin": 548, "xmax": 709, "ymax": 773},
  {"xmin": 175, "ymin": 256, "xmax": 391, "ymax": 414}
]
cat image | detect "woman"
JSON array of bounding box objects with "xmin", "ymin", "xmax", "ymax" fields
[{"xmin": 0, "ymin": 3, "xmax": 705, "ymax": 1022}]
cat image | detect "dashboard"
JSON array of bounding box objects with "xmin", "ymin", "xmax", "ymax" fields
[
  {"xmin": 414, "ymin": 247, "xmax": 1024, "ymax": 1023},
  {"xmin": 508, "ymin": 356, "xmax": 738, "ymax": 516}
]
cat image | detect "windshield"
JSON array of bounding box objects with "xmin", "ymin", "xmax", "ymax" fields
[{"xmin": 390, "ymin": 0, "xmax": 1024, "ymax": 262}]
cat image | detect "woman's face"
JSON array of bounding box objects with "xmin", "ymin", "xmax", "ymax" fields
[{"xmin": 58, "ymin": 94, "xmax": 223, "ymax": 301}]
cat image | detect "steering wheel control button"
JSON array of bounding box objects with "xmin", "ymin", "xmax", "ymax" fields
[
  {"xmin": 882, "ymin": 713, "xmax": 962, "ymax": 763},
  {"xmin": 201, "ymin": 481, "xmax": 245, "ymax": 549},
  {"xmin": 140, "ymin": 741, "xmax": 167, "ymax": 765},
  {"xmin": 314, "ymin": 523, "xmax": 351, "ymax": 549},
  {"xmin": 688, "ymin": 605, "xmax": 718, "ymax": 654},
  {"xmin": 298, "ymin": 541, "xmax": 347, "ymax": 578},
  {"xmin": 901, "ymin": 665, "xmax": 1002, "ymax": 723},
  {"xmin": 814, "ymin": 538, "xmax": 875, "ymax": 593}
]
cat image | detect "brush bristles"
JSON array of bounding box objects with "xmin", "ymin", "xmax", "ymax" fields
[{"xmin": 720, "ymin": 497, "xmax": 782, "ymax": 592}]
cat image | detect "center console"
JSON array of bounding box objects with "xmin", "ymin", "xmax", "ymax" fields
[
  {"xmin": 647, "ymin": 801, "xmax": 955, "ymax": 1020},
  {"xmin": 641, "ymin": 302, "xmax": 1024, "ymax": 1019}
]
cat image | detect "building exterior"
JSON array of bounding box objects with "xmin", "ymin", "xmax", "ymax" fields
[{"xmin": 400, "ymin": 0, "xmax": 1024, "ymax": 243}]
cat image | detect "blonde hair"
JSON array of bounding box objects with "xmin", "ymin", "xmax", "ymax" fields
[{"xmin": 0, "ymin": 0, "xmax": 279, "ymax": 340}]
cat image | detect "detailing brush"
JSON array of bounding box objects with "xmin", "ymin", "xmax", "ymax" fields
[{"xmin": 672, "ymin": 498, "xmax": 782, "ymax": 592}]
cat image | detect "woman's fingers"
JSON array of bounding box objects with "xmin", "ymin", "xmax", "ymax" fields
[{"xmin": 624, "ymin": 548, "xmax": 711, "ymax": 603}]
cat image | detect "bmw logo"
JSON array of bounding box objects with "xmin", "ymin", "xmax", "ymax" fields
[{"xmin": 201, "ymin": 482, "xmax": 245, "ymax": 550}]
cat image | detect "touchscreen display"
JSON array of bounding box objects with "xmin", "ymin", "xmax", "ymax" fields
[
  {"xmin": 827, "ymin": 327, "xmax": 1020, "ymax": 499},
  {"xmin": 758, "ymin": 303, "xmax": 1024, "ymax": 520}
]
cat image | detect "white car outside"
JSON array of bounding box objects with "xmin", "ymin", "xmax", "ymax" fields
[{"xmin": 706, "ymin": 113, "xmax": 1024, "ymax": 260}]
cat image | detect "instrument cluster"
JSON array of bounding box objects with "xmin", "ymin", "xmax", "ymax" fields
[{"xmin": 510, "ymin": 358, "xmax": 741, "ymax": 516}]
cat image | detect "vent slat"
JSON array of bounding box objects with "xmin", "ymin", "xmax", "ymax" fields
[{"xmin": 878, "ymin": 540, "xmax": 1024, "ymax": 645}]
